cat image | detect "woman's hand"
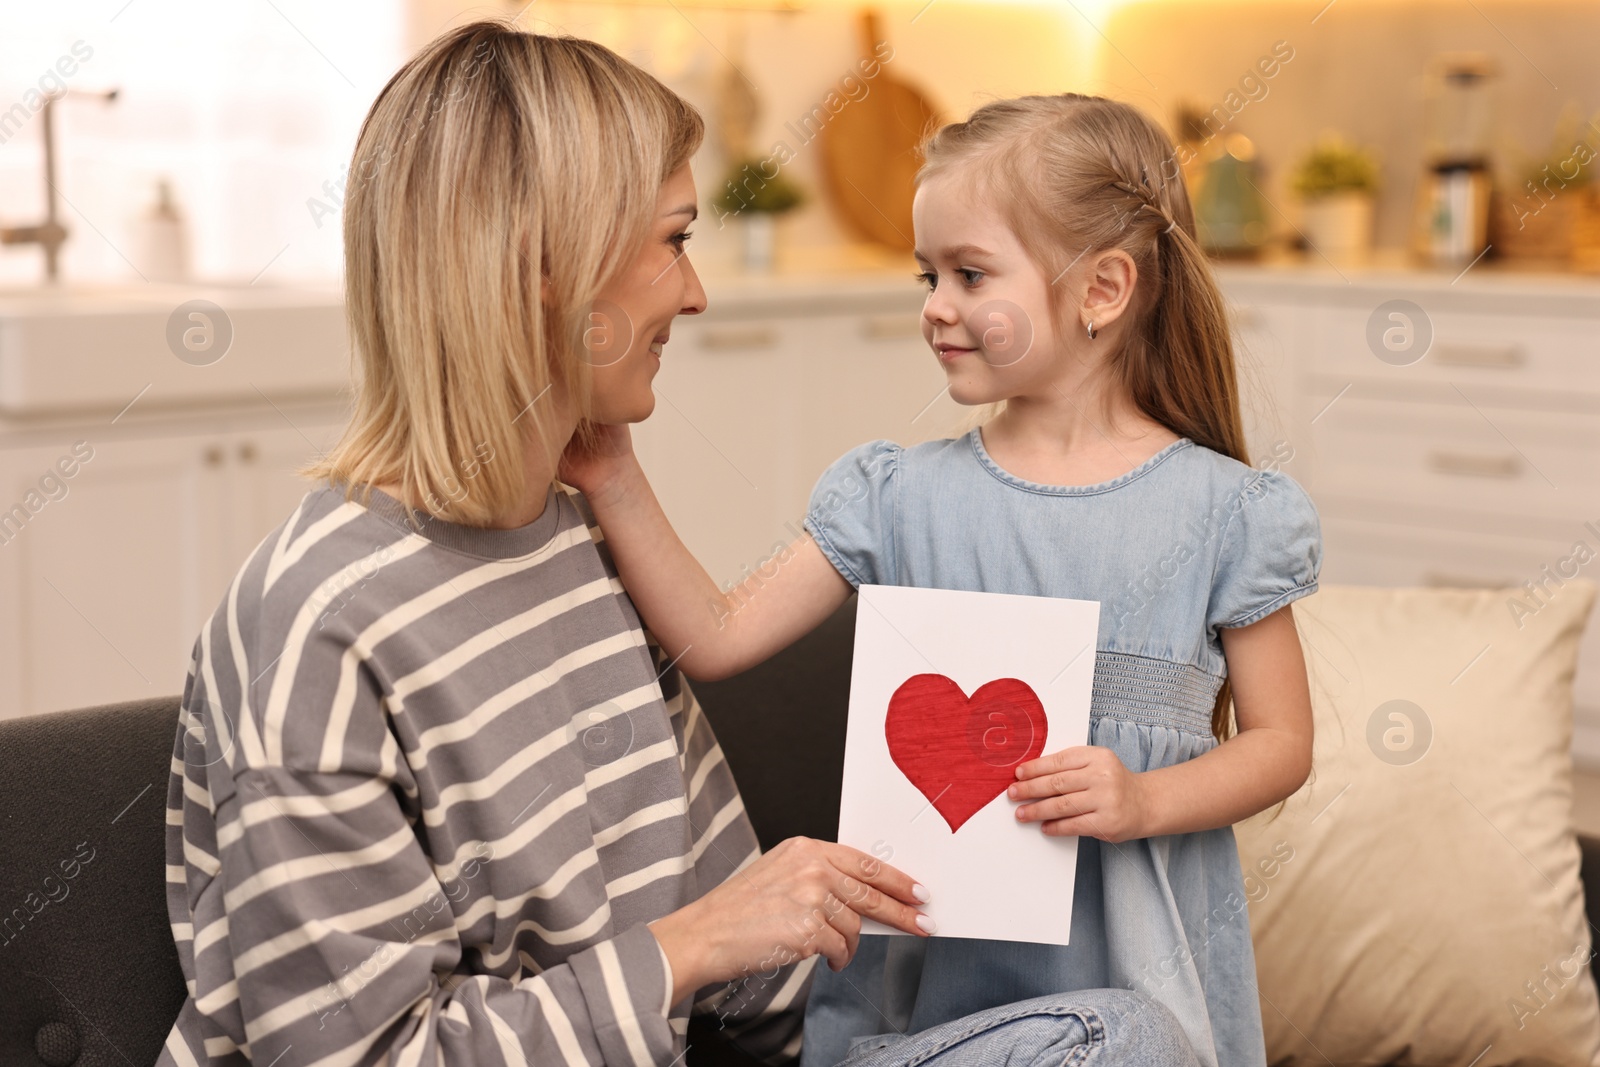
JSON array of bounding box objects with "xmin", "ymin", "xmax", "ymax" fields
[
  {"xmin": 648, "ymin": 837, "xmax": 933, "ymax": 1004},
  {"xmin": 1007, "ymin": 746, "xmax": 1151, "ymax": 843},
  {"xmin": 557, "ymin": 420, "xmax": 641, "ymax": 506}
]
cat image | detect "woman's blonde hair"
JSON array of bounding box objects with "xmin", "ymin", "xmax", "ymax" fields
[
  {"xmin": 919, "ymin": 94, "xmax": 1248, "ymax": 742},
  {"xmin": 304, "ymin": 19, "xmax": 703, "ymax": 525}
]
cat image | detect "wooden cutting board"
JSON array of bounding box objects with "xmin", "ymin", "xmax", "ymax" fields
[{"xmin": 818, "ymin": 10, "xmax": 940, "ymax": 253}]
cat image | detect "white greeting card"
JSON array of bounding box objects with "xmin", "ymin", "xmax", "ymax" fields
[{"xmin": 838, "ymin": 584, "xmax": 1100, "ymax": 945}]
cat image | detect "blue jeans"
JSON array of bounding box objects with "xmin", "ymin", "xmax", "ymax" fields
[{"xmin": 830, "ymin": 988, "xmax": 1200, "ymax": 1067}]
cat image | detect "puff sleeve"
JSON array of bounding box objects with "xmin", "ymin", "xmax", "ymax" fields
[
  {"xmin": 802, "ymin": 439, "xmax": 901, "ymax": 587},
  {"xmin": 1206, "ymin": 467, "xmax": 1323, "ymax": 633}
]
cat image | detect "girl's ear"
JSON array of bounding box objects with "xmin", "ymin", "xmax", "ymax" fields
[{"xmin": 1080, "ymin": 249, "xmax": 1138, "ymax": 332}]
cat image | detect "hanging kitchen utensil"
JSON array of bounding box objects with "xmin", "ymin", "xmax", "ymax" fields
[{"xmin": 817, "ymin": 9, "xmax": 939, "ymax": 252}]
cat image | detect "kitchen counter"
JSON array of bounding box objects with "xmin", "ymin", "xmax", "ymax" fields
[
  {"xmin": 1212, "ymin": 248, "xmax": 1600, "ymax": 313},
  {"xmin": 0, "ymin": 282, "xmax": 348, "ymax": 427},
  {"xmin": 694, "ymin": 241, "xmax": 1600, "ymax": 315}
]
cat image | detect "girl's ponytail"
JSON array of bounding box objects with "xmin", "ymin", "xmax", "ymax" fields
[
  {"xmin": 919, "ymin": 95, "xmax": 1249, "ymax": 743},
  {"xmin": 1116, "ymin": 181, "xmax": 1247, "ymax": 466}
]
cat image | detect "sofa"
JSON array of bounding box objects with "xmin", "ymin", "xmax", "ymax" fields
[{"xmin": 3, "ymin": 593, "xmax": 1598, "ymax": 1066}]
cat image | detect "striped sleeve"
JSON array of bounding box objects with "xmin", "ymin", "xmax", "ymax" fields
[{"xmin": 167, "ymin": 607, "xmax": 677, "ymax": 1067}]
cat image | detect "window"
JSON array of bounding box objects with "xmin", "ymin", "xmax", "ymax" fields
[{"xmin": 0, "ymin": 1, "xmax": 404, "ymax": 286}]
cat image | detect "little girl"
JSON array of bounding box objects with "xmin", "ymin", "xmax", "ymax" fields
[{"xmin": 564, "ymin": 93, "xmax": 1319, "ymax": 1067}]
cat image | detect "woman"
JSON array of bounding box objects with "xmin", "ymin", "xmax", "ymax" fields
[{"xmin": 158, "ymin": 19, "xmax": 1200, "ymax": 1066}]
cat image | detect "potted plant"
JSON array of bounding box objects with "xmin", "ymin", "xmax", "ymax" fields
[
  {"xmin": 713, "ymin": 156, "xmax": 805, "ymax": 273},
  {"xmin": 1290, "ymin": 135, "xmax": 1381, "ymax": 265}
]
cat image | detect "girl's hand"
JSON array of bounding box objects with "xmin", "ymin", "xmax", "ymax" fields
[
  {"xmin": 558, "ymin": 421, "xmax": 640, "ymax": 505},
  {"xmin": 563, "ymin": 420, "xmax": 852, "ymax": 681},
  {"xmin": 1007, "ymin": 746, "xmax": 1150, "ymax": 843}
]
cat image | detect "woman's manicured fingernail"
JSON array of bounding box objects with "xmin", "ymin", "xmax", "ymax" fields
[
  {"xmin": 915, "ymin": 913, "xmax": 938, "ymax": 934},
  {"xmin": 912, "ymin": 883, "xmax": 931, "ymax": 903}
]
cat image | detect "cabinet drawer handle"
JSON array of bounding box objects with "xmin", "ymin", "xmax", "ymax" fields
[
  {"xmin": 203, "ymin": 445, "xmax": 224, "ymax": 467},
  {"xmin": 699, "ymin": 326, "xmax": 779, "ymax": 351},
  {"xmin": 1431, "ymin": 342, "xmax": 1524, "ymax": 368},
  {"xmin": 860, "ymin": 315, "xmax": 923, "ymax": 342},
  {"xmin": 1425, "ymin": 451, "xmax": 1521, "ymax": 479},
  {"xmin": 1423, "ymin": 570, "xmax": 1515, "ymax": 589}
]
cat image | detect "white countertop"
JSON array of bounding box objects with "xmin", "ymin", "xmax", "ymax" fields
[
  {"xmin": 694, "ymin": 242, "xmax": 1600, "ymax": 314},
  {"xmin": 1211, "ymin": 248, "xmax": 1600, "ymax": 303},
  {"xmin": 2, "ymin": 244, "xmax": 1592, "ymax": 433}
]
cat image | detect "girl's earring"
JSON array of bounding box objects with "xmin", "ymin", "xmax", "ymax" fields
[{"xmin": 1086, "ymin": 320, "xmax": 1098, "ymax": 340}]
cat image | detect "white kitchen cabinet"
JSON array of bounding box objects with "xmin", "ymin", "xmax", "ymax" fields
[
  {"xmin": 225, "ymin": 419, "xmax": 348, "ymax": 567},
  {"xmin": 1214, "ymin": 262, "xmax": 1600, "ymax": 765},
  {"xmin": 1226, "ymin": 290, "xmax": 1314, "ymax": 475},
  {"xmin": 632, "ymin": 263, "xmax": 1600, "ymax": 767},
  {"xmin": 633, "ymin": 283, "xmax": 962, "ymax": 591},
  {"xmin": 0, "ymin": 432, "xmax": 221, "ymax": 716},
  {"xmin": 9, "ymin": 262, "xmax": 1595, "ymax": 768},
  {"xmin": 0, "ymin": 405, "xmax": 345, "ymax": 719},
  {"xmin": 632, "ymin": 313, "xmax": 806, "ymax": 591},
  {"xmin": 633, "ymin": 274, "xmax": 1327, "ymax": 595},
  {"xmin": 791, "ymin": 309, "xmax": 965, "ymax": 494},
  {"xmin": 1308, "ymin": 393, "xmax": 1600, "ymax": 532}
]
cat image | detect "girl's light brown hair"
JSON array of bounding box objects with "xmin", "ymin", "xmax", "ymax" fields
[
  {"xmin": 919, "ymin": 94, "xmax": 1249, "ymax": 742},
  {"xmin": 304, "ymin": 19, "xmax": 704, "ymax": 525}
]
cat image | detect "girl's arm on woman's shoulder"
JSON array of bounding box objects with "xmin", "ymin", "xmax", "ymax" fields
[
  {"xmin": 1009, "ymin": 604, "xmax": 1314, "ymax": 842},
  {"xmin": 562, "ymin": 424, "xmax": 852, "ymax": 681}
]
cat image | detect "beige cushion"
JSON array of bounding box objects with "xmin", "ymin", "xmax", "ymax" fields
[{"xmin": 1234, "ymin": 581, "xmax": 1600, "ymax": 1066}]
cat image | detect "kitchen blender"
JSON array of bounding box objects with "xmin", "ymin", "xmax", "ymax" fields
[{"xmin": 1411, "ymin": 53, "xmax": 1497, "ymax": 267}]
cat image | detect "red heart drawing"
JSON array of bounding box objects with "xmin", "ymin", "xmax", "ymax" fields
[{"xmin": 885, "ymin": 674, "xmax": 1048, "ymax": 833}]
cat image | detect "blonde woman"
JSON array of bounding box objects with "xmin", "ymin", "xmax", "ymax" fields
[{"xmin": 157, "ymin": 20, "xmax": 1197, "ymax": 1067}]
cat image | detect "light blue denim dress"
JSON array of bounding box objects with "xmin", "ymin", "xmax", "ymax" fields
[{"xmin": 796, "ymin": 428, "xmax": 1322, "ymax": 1067}]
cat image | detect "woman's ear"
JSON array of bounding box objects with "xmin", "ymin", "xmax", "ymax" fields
[{"xmin": 1081, "ymin": 249, "xmax": 1138, "ymax": 332}]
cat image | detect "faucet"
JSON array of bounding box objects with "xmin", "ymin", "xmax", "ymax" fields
[{"xmin": 1, "ymin": 87, "xmax": 119, "ymax": 284}]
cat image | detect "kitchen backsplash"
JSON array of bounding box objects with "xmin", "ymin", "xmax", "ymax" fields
[
  {"xmin": 460, "ymin": 0, "xmax": 1600, "ymax": 263},
  {"xmin": 462, "ymin": 0, "xmax": 1096, "ymax": 265},
  {"xmin": 3, "ymin": 0, "xmax": 1593, "ymax": 286},
  {"xmin": 1101, "ymin": 0, "xmax": 1600, "ymax": 253}
]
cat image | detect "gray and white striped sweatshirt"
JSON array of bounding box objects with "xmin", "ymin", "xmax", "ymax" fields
[{"xmin": 157, "ymin": 480, "xmax": 814, "ymax": 1067}]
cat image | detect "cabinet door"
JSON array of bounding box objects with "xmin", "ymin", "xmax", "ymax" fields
[
  {"xmin": 632, "ymin": 303, "xmax": 959, "ymax": 591},
  {"xmin": 1308, "ymin": 395, "xmax": 1599, "ymax": 533},
  {"xmin": 1229, "ymin": 296, "xmax": 1314, "ymax": 478},
  {"xmin": 0, "ymin": 432, "xmax": 226, "ymax": 718},
  {"xmin": 794, "ymin": 309, "xmax": 965, "ymax": 504},
  {"xmin": 225, "ymin": 417, "xmax": 347, "ymax": 565},
  {"xmin": 0, "ymin": 412, "xmax": 348, "ymax": 721},
  {"xmin": 633, "ymin": 316, "xmax": 803, "ymax": 589}
]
